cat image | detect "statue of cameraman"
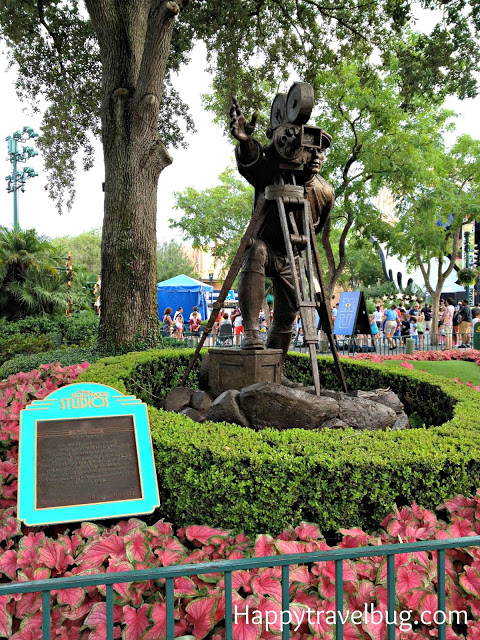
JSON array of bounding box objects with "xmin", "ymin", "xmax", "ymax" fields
[{"xmin": 229, "ymin": 87, "xmax": 335, "ymax": 364}]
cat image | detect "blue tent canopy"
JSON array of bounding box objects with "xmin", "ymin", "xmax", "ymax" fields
[{"xmin": 157, "ymin": 274, "xmax": 213, "ymax": 323}]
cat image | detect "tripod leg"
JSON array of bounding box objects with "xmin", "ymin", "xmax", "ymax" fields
[
  {"xmin": 276, "ymin": 195, "xmax": 322, "ymax": 395},
  {"xmin": 306, "ymin": 209, "xmax": 348, "ymax": 392}
]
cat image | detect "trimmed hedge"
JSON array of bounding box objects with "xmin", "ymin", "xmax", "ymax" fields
[
  {"xmin": 78, "ymin": 349, "xmax": 480, "ymax": 536},
  {"xmin": 0, "ymin": 346, "xmax": 103, "ymax": 379}
]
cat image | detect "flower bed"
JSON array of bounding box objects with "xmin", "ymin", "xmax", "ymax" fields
[
  {"xmin": 70, "ymin": 349, "xmax": 480, "ymax": 536},
  {"xmin": 349, "ymin": 348, "xmax": 480, "ymax": 365},
  {"xmin": 1, "ymin": 358, "xmax": 480, "ymax": 638}
]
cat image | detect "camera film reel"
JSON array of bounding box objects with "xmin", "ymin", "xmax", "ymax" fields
[{"xmin": 269, "ymin": 83, "xmax": 315, "ymax": 130}]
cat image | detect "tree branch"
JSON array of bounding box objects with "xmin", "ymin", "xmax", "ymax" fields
[
  {"xmin": 136, "ymin": 0, "xmax": 180, "ymax": 104},
  {"xmin": 37, "ymin": 0, "xmax": 66, "ymax": 76}
]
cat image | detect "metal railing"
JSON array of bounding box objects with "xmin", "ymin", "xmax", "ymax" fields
[
  {"xmin": 293, "ymin": 331, "xmax": 476, "ymax": 356},
  {"xmin": 0, "ymin": 535, "xmax": 479, "ymax": 639}
]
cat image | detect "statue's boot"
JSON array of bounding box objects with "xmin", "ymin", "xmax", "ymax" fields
[
  {"xmin": 242, "ymin": 329, "xmax": 265, "ymax": 350},
  {"xmin": 238, "ymin": 258, "xmax": 266, "ymax": 350}
]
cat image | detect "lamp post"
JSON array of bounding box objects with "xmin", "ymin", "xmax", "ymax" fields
[
  {"xmin": 5, "ymin": 127, "xmax": 39, "ymax": 230},
  {"xmin": 463, "ymin": 221, "xmax": 474, "ymax": 306}
]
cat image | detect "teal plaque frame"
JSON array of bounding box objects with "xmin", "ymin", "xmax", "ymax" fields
[{"xmin": 18, "ymin": 383, "xmax": 160, "ymax": 526}]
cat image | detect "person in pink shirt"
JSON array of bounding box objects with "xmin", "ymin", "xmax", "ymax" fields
[{"xmin": 441, "ymin": 297, "xmax": 455, "ymax": 350}]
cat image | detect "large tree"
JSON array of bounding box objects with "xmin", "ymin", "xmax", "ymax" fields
[
  {"xmin": 1, "ymin": 1, "xmax": 479, "ymax": 349},
  {"xmin": 382, "ymin": 134, "xmax": 480, "ymax": 338}
]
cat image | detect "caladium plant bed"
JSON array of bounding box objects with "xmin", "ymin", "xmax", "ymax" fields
[{"xmin": 1, "ymin": 361, "xmax": 480, "ymax": 639}]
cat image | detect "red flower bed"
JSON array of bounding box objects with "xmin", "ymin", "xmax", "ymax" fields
[
  {"xmin": 349, "ymin": 349, "xmax": 480, "ymax": 365},
  {"xmin": 2, "ymin": 363, "xmax": 480, "ymax": 639}
]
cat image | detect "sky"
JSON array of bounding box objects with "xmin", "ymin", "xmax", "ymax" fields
[{"xmin": 1, "ymin": 17, "xmax": 480, "ymax": 244}]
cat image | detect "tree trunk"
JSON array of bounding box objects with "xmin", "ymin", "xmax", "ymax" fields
[
  {"xmin": 99, "ymin": 125, "xmax": 170, "ymax": 350},
  {"xmin": 85, "ymin": 0, "xmax": 179, "ymax": 351},
  {"xmin": 430, "ymin": 288, "xmax": 442, "ymax": 346}
]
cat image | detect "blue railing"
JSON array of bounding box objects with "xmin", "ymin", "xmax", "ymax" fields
[{"xmin": 0, "ymin": 535, "xmax": 479, "ymax": 639}]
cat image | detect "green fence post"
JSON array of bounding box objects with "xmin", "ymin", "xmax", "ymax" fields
[{"xmin": 474, "ymin": 323, "xmax": 480, "ymax": 350}]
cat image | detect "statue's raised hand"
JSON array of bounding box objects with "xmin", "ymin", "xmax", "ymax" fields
[{"xmin": 229, "ymin": 97, "xmax": 258, "ymax": 142}]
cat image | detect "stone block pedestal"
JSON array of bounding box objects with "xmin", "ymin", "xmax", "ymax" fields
[{"xmin": 199, "ymin": 348, "xmax": 283, "ymax": 398}]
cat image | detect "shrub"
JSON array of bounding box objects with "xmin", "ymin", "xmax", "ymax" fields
[
  {"xmin": 57, "ymin": 311, "xmax": 99, "ymax": 345},
  {"xmin": 0, "ymin": 333, "xmax": 56, "ymax": 366},
  {"xmin": 3, "ymin": 359, "xmax": 480, "ymax": 640},
  {"xmin": 0, "ymin": 316, "xmax": 59, "ymax": 338},
  {"xmin": 78, "ymin": 349, "xmax": 480, "ymax": 536},
  {"xmin": 0, "ymin": 346, "xmax": 103, "ymax": 380}
]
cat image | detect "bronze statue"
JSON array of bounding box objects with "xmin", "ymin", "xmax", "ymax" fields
[
  {"xmin": 229, "ymin": 84, "xmax": 335, "ymax": 364},
  {"xmin": 181, "ymin": 82, "xmax": 347, "ymax": 396}
]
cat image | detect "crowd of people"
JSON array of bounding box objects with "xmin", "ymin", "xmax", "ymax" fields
[
  {"xmin": 358, "ymin": 299, "xmax": 480, "ymax": 350},
  {"xmin": 160, "ymin": 305, "xmax": 203, "ymax": 339},
  {"xmin": 159, "ymin": 298, "xmax": 479, "ymax": 351}
]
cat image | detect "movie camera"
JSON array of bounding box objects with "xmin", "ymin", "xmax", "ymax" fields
[{"xmin": 266, "ymin": 82, "xmax": 332, "ymax": 172}]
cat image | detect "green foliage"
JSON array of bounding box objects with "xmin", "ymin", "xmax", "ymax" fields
[
  {"xmin": 0, "ymin": 315, "xmax": 59, "ymax": 337},
  {"xmin": 0, "ymin": 333, "xmax": 56, "ymax": 366},
  {"xmin": 156, "ymin": 240, "xmax": 200, "ymax": 283},
  {"xmin": 57, "ymin": 312, "xmax": 99, "ymax": 345},
  {"xmin": 457, "ymin": 268, "xmax": 479, "ymax": 286},
  {"xmin": 50, "ymin": 229, "xmax": 102, "ymax": 276},
  {"xmin": 0, "ymin": 346, "xmax": 103, "ymax": 380},
  {"xmin": 171, "ymin": 168, "xmax": 253, "ymax": 271},
  {"xmin": 0, "ymin": 226, "xmax": 90, "ymax": 318},
  {"xmin": 78, "ymin": 349, "xmax": 480, "ymax": 536}
]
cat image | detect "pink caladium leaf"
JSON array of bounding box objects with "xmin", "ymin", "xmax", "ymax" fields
[
  {"xmin": 339, "ymin": 527, "xmax": 370, "ymax": 548},
  {"xmin": 289, "ymin": 565, "xmax": 311, "ymax": 586},
  {"xmin": 17, "ymin": 609, "xmax": 43, "ymax": 633},
  {"xmin": 447, "ymin": 517, "xmax": 475, "ymax": 538},
  {"xmin": 142, "ymin": 602, "xmax": 167, "ymax": 640},
  {"xmin": 468, "ymin": 620, "xmax": 480, "ymax": 640},
  {"xmin": 396, "ymin": 566, "xmax": 425, "ymax": 595},
  {"xmin": 9, "ymin": 630, "xmax": 37, "ymax": 640},
  {"xmin": 125, "ymin": 530, "xmax": 149, "ymax": 564},
  {"xmin": 14, "ymin": 592, "xmax": 41, "ymax": 619},
  {"xmin": 115, "ymin": 518, "xmax": 146, "ymax": 536},
  {"xmin": 418, "ymin": 591, "xmax": 439, "ymax": 625},
  {"xmin": 38, "ymin": 539, "xmax": 73, "ymax": 574},
  {"xmin": 185, "ymin": 595, "xmax": 218, "ymax": 639},
  {"xmin": 295, "ymin": 522, "xmax": 323, "ymax": 542},
  {"xmin": 251, "ymin": 572, "xmax": 282, "ymax": 601},
  {"xmin": 275, "ymin": 540, "xmax": 310, "ymax": 555},
  {"xmin": 231, "ymin": 594, "xmax": 262, "ymax": 640},
  {"xmin": 254, "ymin": 534, "xmax": 276, "ymax": 558},
  {"xmin": 363, "ymin": 613, "xmax": 387, "ymax": 640},
  {"xmin": 160, "ymin": 536, "xmax": 186, "ymax": 553},
  {"xmin": 54, "ymin": 586, "xmax": 86, "ymax": 612},
  {"xmin": 185, "ymin": 525, "xmax": 232, "ymax": 546},
  {"xmin": 0, "ymin": 549, "xmax": 17, "ymax": 578},
  {"xmin": 0, "ymin": 595, "xmax": 12, "ymax": 637},
  {"xmin": 106, "ymin": 560, "xmax": 135, "ymax": 604},
  {"xmin": 346, "ymin": 579, "xmax": 376, "ymax": 611},
  {"xmin": 75, "ymin": 535, "xmax": 126, "ymax": 567},
  {"xmin": 77, "ymin": 522, "xmax": 104, "ymax": 538},
  {"xmin": 461, "ymin": 566, "xmax": 480, "ymax": 597},
  {"xmin": 174, "ymin": 576, "xmax": 201, "ymax": 597},
  {"xmin": 123, "ymin": 604, "xmax": 150, "ymax": 640}
]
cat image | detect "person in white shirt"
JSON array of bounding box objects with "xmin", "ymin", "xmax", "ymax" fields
[
  {"xmin": 472, "ymin": 309, "xmax": 480, "ymax": 331},
  {"xmin": 373, "ymin": 306, "xmax": 383, "ymax": 329}
]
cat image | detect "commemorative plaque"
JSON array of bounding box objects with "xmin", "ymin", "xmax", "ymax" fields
[{"xmin": 18, "ymin": 383, "xmax": 160, "ymax": 525}]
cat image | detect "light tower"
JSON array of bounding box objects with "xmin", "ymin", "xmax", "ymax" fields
[{"xmin": 5, "ymin": 126, "xmax": 39, "ymax": 230}]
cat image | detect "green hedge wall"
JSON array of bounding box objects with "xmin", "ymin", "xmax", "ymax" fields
[{"xmin": 78, "ymin": 349, "xmax": 480, "ymax": 537}]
